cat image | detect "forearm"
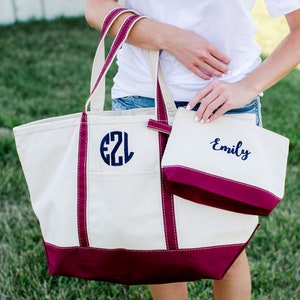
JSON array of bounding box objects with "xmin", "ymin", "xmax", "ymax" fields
[
  {"xmin": 240, "ymin": 24, "xmax": 300, "ymax": 97},
  {"xmin": 85, "ymin": 0, "xmax": 230, "ymax": 78},
  {"xmin": 85, "ymin": 0, "xmax": 178, "ymax": 51}
]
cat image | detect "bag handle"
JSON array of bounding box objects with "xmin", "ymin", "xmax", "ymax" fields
[
  {"xmin": 90, "ymin": 7, "xmax": 139, "ymax": 109},
  {"xmin": 146, "ymin": 50, "xmax": 176, "ymax": 120},
  {"xmin": 78, "ymin": 11, "xmax": 177, "ymax": 249},
  {"xmin": 78, "ymin": 13, "xmax": 154, "ymax": 248},
  {"xmin": 87, "ymin": 9, "xmax": 176, "ymax": 116},
  {"xmin": 87, "ymin": 10, "xmax": 145, "ymax": 111}
]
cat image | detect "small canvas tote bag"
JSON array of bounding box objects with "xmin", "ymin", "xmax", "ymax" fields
[{"xmin": 159, "ymin": 106, "xmax": 289, "ymax": 216}]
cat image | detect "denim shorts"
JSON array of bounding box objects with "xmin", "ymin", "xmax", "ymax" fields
[{"xmin": 112, "ymin": 95, "xmax": 262, "ymax": 126}]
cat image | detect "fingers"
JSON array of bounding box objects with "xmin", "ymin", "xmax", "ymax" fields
[
  {"xmin": 199, "ymin": 101, "xmax": 229, "ymax": 123},
  {"xmin": 206, "ymin": 55, "xmax": 230, "ymax": 76},
  {"xmin": 187, "ymin": 80, "xmax": 232, "ymax": 123},
  {"xmin": 211, "ymin": 47, "xmax": 231, "ymax": 66},
  {"xmin": 188, "ymin": 82, "xmax": 213, "ymax": 109},
  {"xmin": 190, "ymin": 65, "xmax": 213, "ymax": 80},
  {"xmin": 170, "ymin": 30, "xmax": 231, "ymax": 79},
  {"xmin": 198, "ymin": 45, "xmax": 231, "ymax": 78},
  {"xmin": 191, "ymin": 52, "xmax": 230, "ymax": 79}
]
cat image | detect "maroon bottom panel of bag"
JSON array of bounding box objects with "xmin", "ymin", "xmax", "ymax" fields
[{"xmin": 43, "ymin": 239, "xmax": 255, "ymax": 285}]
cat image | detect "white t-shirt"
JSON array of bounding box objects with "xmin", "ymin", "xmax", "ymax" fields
[{"xmin": 112, "ymin": 0, "xmax": 300, "ymax": 101}]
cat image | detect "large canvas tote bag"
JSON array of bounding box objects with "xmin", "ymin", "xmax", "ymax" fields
[{"xmin": 13, "ymin": 9, "xmax": 259, "ymax": 285}]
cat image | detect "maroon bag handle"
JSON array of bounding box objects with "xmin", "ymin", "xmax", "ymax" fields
[
  {"xmin": 78, "ymin": 13, "xmax": 146, "ymax": 247},
  {"xmin": 77, "ymin": 10, "xmax": 178, "ymax": 250}
]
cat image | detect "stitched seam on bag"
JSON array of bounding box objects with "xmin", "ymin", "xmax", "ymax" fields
[
  {"xmin": 170, "ymin": 194, "xmax": 178, "ymax": 248},
  {"xmin": 148, "ymin": 125, "xmax": 170, "ymax": 135},
  {"xmin": 157, "ymin": 82, "xmax": 170, "ymax": 250},
  {"xmin": 44, "ymin": 241, "xmax": 247, "ymax": 252},
  {"xmin": 14, "ymin": 123, "xmax": 82, "ymax": 135},
  {"xmin": 78, "ymin": 114, "xmax": 86, "ymax": 246},
  {"xmin": 77, "ymin": 15, "xmax": 146, "ymax": 248},
  {"xmin": 164, "ymin": 165, "xmax": 281, "ymax": 200},
  {"xmin": 156, "ymin": 80, "xmax": 178, "ymax": 250},
  {"xmin": 148, "ymin": 124, "xmax": 171, "ymax": 135},
  {"xmin": 102, "ymin": 8, "xmax": 128, "ymax": 36},
  {"xmin": 159, "ymin": 134, "xmax": 169, "ymax": 250},
  {"xmin": 89, "ymin": 170, "xmax": 158, "ymax": 174},
  {"xmin": 77, "ymin": 112, "xmax": 90, "ymax": 247}
]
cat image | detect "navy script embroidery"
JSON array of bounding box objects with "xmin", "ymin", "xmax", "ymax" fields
[
  {"xmin": 100, "ymin": 131, "xmax": 134, "ymax": 166},
  {"xmin": 210, "ymin": 138, "xmax": 251, "ymax": 161}
]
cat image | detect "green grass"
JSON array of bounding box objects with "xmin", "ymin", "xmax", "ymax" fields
[{"xmin": 1, "ymin": 4, "xmax": 300, "ymax": 299}]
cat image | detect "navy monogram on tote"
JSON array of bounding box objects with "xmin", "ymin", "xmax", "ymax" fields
[{"xmin": 13, "ymin": 8, "xmax": 259, "ymax": 284}]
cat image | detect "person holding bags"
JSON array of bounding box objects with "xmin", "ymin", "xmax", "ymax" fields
[{"xmin": 85, "ymin": 1, "xmax": 300, "ymax": 299}]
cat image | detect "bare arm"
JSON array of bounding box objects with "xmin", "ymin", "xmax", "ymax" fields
[
  {"xmin": 189, "ymin": 9, "xmax": 300, "ymax": 123},
  {"xmin": 85, "ymin": 0, "xmax": 231, "ymax": 80},
  {"xmin": 240, "ymin": 10, "xmax": 300, "ymax": 95}
]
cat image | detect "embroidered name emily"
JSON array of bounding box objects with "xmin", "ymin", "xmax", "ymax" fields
[{"xmin": 210, "ymin": 138, "xmax": 251, "ymax": 161}]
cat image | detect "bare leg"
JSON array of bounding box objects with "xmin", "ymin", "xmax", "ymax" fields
[
  {"xmin": 148, "ymin": 250, "xmax": 250, "ymax": 299},
  {"xmin": 213, "ymin": 250, "xmax": 251, "ymax": 300},
  {"xmin": 149, "ymin": 282, "xmax": 188, "ymax": 300}
]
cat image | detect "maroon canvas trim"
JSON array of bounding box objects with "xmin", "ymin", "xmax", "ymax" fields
[
  {"xmin": 156, "ymin": 81, "xmax": 178, "ymax": 250},
  {"xmin": 101, "ymin": 8, "xmax": 130, "ymax": 38},
  {"xmin": 43, "ymin": 237, "xmax": 255, "ymax": 285},
  {"xmin": 77, "ymin": 15, "xmax": 146, "ymax": 247},
  {"xmin": 147, "ymin": 119, "xmax": 172, "ymax": 135},
  {"xmin": 78, "ymin": 9, "xmax": 178, "ymax": 255},
  {"xmin": 77, "ymin": 112, "xmax": 89, "ymax": 247},
  {"xmin": 163, "ymin": 165, "xmax": 280, "ymax": 216},
  {"xmin": 102, "ymin": 8, "xmax": 140, "ymax": 37},
  {"xmin": 156, "ymin": 80, "xmax": 169, "ymax": 123}
]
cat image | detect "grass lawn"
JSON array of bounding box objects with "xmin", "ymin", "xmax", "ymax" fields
[{"xmin": 0, "ymin": 2, "xmax": 299, "ymax": 299}]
